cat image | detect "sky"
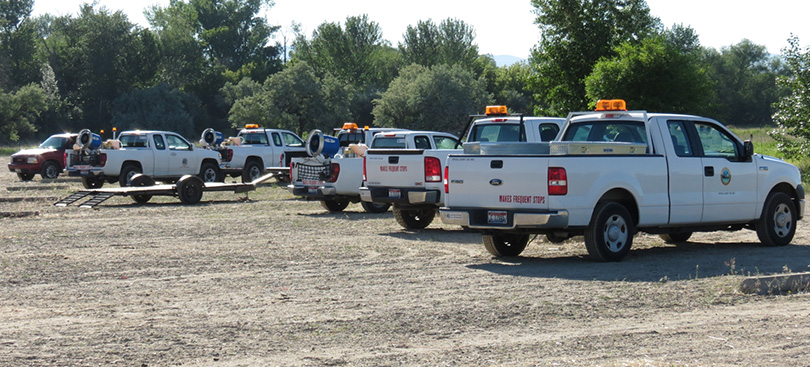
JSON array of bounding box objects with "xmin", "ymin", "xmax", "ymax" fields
[{"xmin": 30, "ymin": 0, "xmax": 810, "ymax": 59}]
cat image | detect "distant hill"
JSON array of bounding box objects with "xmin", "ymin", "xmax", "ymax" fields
[{"xmin": 493, "ymin": 55, "xmax": 525, "ymax": 67}]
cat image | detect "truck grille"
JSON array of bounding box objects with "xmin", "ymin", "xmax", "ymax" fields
[{"xmin": 296, "ymin": 163, "xmax": 330, "ymax": 181}]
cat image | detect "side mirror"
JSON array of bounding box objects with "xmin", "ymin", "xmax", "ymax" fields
[{"xmin": 744, "ymin": 140, "xmax": 754, "ymax": 157}]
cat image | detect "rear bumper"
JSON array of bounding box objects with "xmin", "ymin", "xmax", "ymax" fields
[
  {"xmin": 287, "ymin": 183, "xmax": 337, "ymax": 200},
  {"xmin": 359, "ymin": 187, "xmax": 440, "ymax": 206},
  {"xmin": 439, "ymin": 208, "xmax": 569, "ymax": 230},
  {"xmin": 67, "ymin": 167, "xmax": 104, "ymax": 177}
]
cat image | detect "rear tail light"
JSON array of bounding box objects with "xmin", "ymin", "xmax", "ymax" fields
[
  {"xmin": 548, "ymin": 167, "xmax": 567, "ymax": 195},
  {"xmin": 222, "ymin": 148, "xmax": 233, "ymax": 162},
  {"xmin": 444, "ymin": 165, "xmax": 449, "ymax": 194},
  {"xmin": 279, "ymin": 153, "xmax": 284, "ymax": 166},
  {"xmin": 63, "ymin": 152, "xmax": 68, "ymax": 167},
  {"xmin": 328, "ymin": 162, "xmax": 340, "ymax": 183},
  {"xmin": 99, "ymin": 153, "xmax": 107, "ymax": 167},
  {"xmin": 425, "ymin": 156, "xmax": 441, "ymax": 182},
  {"xmin": 363, "ymin": 156, "xmax": 367, "ymax": 182}
]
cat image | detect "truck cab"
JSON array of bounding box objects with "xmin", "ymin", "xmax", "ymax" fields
[{"xmin": 212, "ymin": 125, "xmax": 307, "ymax": 182}]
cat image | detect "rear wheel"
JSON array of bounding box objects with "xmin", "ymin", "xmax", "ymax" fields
[
  {"xmin": 483, "ymin": 233, "xmax": 530, "ymax": 257},
  {"xmin": 659, "ymin": 232, "xmax": 692, "ymax": 244},
  {"xmin": 361, "ymin": 201, "xmax": 390, "ymax": 213},
  {"xmin": 40, "ymin": 161, "xmax": 60, "ymax": 180},
  {"xmin": 199, "ymin": 162, "xmax": 220, "ymax": 183},
  {"xmin": 118, "ymin": 164, "xmax": 141, "ymax": 187},
  {"xmin": 129, "ymin": 174, "xmax": 155, "ymax": 204},
  {"xmin": 81, "ymin": 176, "xmax": 104, "ymax": 189},
  {"xmin": 393, "ymin": 207, "xmax": 435, "ymax": 229},
  {"xmin": 320, "ymin": 198, "xmax": 350, "ymax": 212},
  {"xmin": 176, "ymin": 175, "xmax": 204, "ymax": 204},
  {"xmin": 584, "ymin": 202, "xmax": 635, "ymax": 262},
  {"xmin": 241, "ymin": 160, "xmax": 263, "ymax": 183},
  {"xmin": 756, "ymin": 192, "xmax": 796, "ymax": 247},
  {"xmin": 17, "ymin": 172, "xmax": 35, "ymax": 181}
]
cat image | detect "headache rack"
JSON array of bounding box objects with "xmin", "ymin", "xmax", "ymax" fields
[{"xmin": 294, "ymin": 163, "xmax": 331, "ymax": 181}]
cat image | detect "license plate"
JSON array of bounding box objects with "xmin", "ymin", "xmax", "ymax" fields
[
  {"xmin": 388, "ymin": 189, "xmax": 401, "ymax": 199},
  {"xmin": 307, "ymin": 187, "xmax": 318, "ymax": 194},
  {"xmin": 487, "ymin": 210, "xmax": 508, "ymax": 225},
  {"xmin": 73, "ymin": 165, "xmax": 91, "ymax": 170}
]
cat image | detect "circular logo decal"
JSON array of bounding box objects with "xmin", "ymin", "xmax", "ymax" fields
[
  {"xmin": 721, "ymin": 167, "xmax": 731, "ymax": 185},
  {"xmin": 182, "ymin": 158, "xmax": 189, "ymax": 167}
]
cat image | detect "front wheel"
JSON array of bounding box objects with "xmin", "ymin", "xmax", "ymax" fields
[
  {"xmin": 393, "ymin": 207, "xmax": 435, "ymax": 229},
  {"xmin": 361, "ymin": 201, "xmax": 390, "ymax": 213},
  {"xmin": 320, "ymin": 198, "xmax": 350, "ymax": 212},
  {"xmin": 17, "ymin": 172, "xmax": 35, "ymax": 181},
  {"xmin": 483, "ymin": 233, "xmax": 530, "ymax": 257},
  {"xmin": 756, "ymin": 192, "xmax": 796, "ymax": 247},
  {"xmin": 584, "ymin": 202, "xmax": 635, "ymax": 262},
  {"xmin": 81, "ymin": 176, "xmax": 104, "ymax": 189},
  {"xmin": 40, "ymin": 161, "xmax": 61, "ymax": 180}
]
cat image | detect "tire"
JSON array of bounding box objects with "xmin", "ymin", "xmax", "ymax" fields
[
  {"xmin": 320, "ymin": 198, "xmax": 350, "ymax": 212},
  {"xmin": 129, "ymin": 174, "xmax": 155, "ymax": 204},
  {"xmin": 393, "ymin": 207, "xmax": 436, "ymax": 229},
  {"xmin": 483, "ymin": 233, "xmax": 530, "ymax": 257},
  {"xmin": 756, "ymin": 192, "xmax": 796, "ymax": 247},
  {"xmin": 199, "ymin": 162, "xmax": 220, "ymax": 183},
  {"xmin": 17, "ymin": 172, "xmax": 35, "ymax": 181},
  {"xmin": 241, "ymin": 160, "xmax": 263, "ymax": 183},
  {"xmin": 118, "ymin": 164, "xmax": 141, "ymax": 187},
  {"xmin": 659, "ymin": 232, "xmax": 692, "ymax": 244},
  {"xmin": 584, "ymin": 202, "xmax": 635, "ymax": 262},
  {"xmin": 176, "ymin": 175, "xmax": 204, "ymax": 204},
  {"xmin": 361, "ymin": 201, "xmax": 390, "ymax": 213},
  {"xmin": 40, "ymin": 161, "xmax": 60, "ymax": 180},
  {"xmin": 81, "ymin": 176, "xmax": 104, "ymax": 189},
  {"xmin": 546, "ymin": 233, "xmax": 567, "ymax": 243}
]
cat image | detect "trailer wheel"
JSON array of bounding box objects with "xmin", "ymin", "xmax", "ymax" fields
[
  {"xmin": 82, "ymin": 176, "xmax": 104, "ymax": 189},
  {"xmin": 129, "ymin": 174, "xmax": 155, "ymax": 204},
  {"xmin": 584, "ymin": 202, "xmax": 634, "ymax": 262},
  {"xmin": 393, "ymin": 207, "xmax": 435, "ymax": 229},
  {"xmin": 756, "ymin": 192, "xmax": 796, "ymax": 247},
  {"xmin": 40, "ymin": 161, "xmax": 60, "ymax": 180},
  {"xmin": 241, "ymin": 160, "xmax": 263, "ymax": 183},
  {"xmin": 199, "ymin": 162, "xmax": 220, "ymax": 183},
  {"xmin": 177, "ymin": 175, "xmax": 204, "ymax": 204},
  {"xmin": 17, "ymin": 172, "xmax": 35, "ymax": 181},
  {"xmin": 361, "ymin": 202, "xmax": 390, "ymax": 213},
  {"xmin": 659, "ymin": 232, "xmax": 692, "ymax": 244},
  {"xmin": 320, "ymin": 198, "xmax": 350, "ymax": 212},
  {"xmin": 119, "ymin": 164, "xmax": 141, "ymax": 187},
  {"xmin": 483, "ymin": 233, "xmax": 530, "ymax": 257}
]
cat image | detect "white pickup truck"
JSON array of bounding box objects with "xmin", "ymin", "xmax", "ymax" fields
[
  {"xmin": 66, "ymin": 130, "xmax": 222, "ymax": 189},
  {"xmin": 287, "ymin": 123, "xmax": 407, "ymax": 213},
  {"xmin": 359, "ymin": 106, "xmax": 565, "ymax": 229},
  {"xmin": 202, "ymin": 125, "xmax": 307, "ymax": 182},
  {"xmin": 440, "ymin": 100, "xmax": 805, "ymax": 261},
  {"xmin": 359, "ymin": 131, "xmax": 462, "ymax": 229}
]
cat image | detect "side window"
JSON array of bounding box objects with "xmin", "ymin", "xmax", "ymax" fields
[
  {"xmin": 166, "ymin": 135, "xmax": 191, "ymax": 151},
  {"xmin": 243, "ymin": 133, "xmax": 268, "ymax": 145},
  {"xmin": 154, "ymin": 135, "xmax": 165, "ymax": 150},
  {"xmin": 695, "ymin": 122, "xmax": 739, "ymax": 160},
  {"xmin": 566, "ymin": 125, "xmax": 592, "ymax": 141},
  {"xmin": 283, "ymin": 132, "xmax": 304, "ymax": 147},
  {"xmin": 271, "ymin": 132, "xmax": 282, "ymax": 146},
  {"xmin": 538, "ymin": 123, "xmax": 560, "ymax": 141},
  {"xmin": 434, "ymin": 136, "xmax": 461, "ymax": 149},
  {"xmin": 667, "ymin": 121, "xmax": 693, "ymax": 157},
  {"xmin": 414, "ymin": 136, "xmax": 431, "ymax": 150}
]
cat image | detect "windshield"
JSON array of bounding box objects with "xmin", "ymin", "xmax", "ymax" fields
[
  {"xmin": 564, "ymin": 120, "xmax": 647, "ymax": 144},
  {"xmin": 468, "ymin": 123, "xmax": 524, "ymax": 142},
  {"xmin": 39, "ymin": 136, "xmax": 70, "ymax": 149}
]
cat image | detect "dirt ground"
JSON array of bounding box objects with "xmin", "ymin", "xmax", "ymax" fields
[{"xmin": 1, "ymin": 161, "xmax": 809, "ymax": 366}]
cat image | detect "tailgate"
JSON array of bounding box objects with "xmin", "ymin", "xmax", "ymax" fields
[
  {"xmin": 445, "ymin": 155, "xmax": 550, "ymax": 210},
  {"xmin": 364, "ymin": 149, "xmax": 425, "ymax": 188}
]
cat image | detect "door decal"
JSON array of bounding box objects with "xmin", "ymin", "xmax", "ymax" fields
[{"xmin": 721, "ymin": 167, "xmax": 731, "ymax": 185}]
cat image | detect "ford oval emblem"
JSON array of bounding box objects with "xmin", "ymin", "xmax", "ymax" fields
[{"xmin": 489, "ymin": 178, "xmax": 503, "ymax": 186}]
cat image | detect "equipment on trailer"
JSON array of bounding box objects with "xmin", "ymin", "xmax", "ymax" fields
[{"xmin": 55, "ymin": 171, "xmax": 279, "ymax": 208}]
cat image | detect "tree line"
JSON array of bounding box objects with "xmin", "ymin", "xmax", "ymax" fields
[{"xmin": 0, "ymin": 0, "xmax": 805, "ymax": 146}]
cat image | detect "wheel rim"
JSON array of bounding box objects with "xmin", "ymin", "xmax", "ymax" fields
[
  {"xmin": 773, "ymin": 203, "xmax": 793, "ymax": 238},
  {"xmin": 603, "ymin": 214, "xmax": 628, "ymax": 253},
  {"xmin": 204, "ymin": 168, "xmax": 217, "ymax": 182},
  {"xmin": 126, "ymin": 170, "xmax": 138, "ymax": 185},
  {"xmin": 45, "ymin": 165, "xmax": 58, "ymax": 178},
  {"xmin": 249, "ymin": 166, "xmax": 261, "ymax": 180}
]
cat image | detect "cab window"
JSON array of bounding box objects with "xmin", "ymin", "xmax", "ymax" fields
[
  {"xmin": 283, "ymin": 132, "xmax": 304, "ymax": 147},
  {"xmin": 242, "ymin": 132, "xmax": 268, "ymax": 145},
  {"xmin": 434, "ymin": 135, "xmax": 461, "ymax": 149},
  {"xmin": 694, "ymin": 122, "xmax": 740, "ymax": 160},
  {"xmin": 538, "ymin": 123, "xmax": 560, "ymax": 141},
  {"xmin": 414, "ymin": 136, "xmax": 431, "ymax": 149},
  {"xmin": 153, "ymin": 135, "xmax": 166, "ymax": 150},
  {"xmin": 667, "ymin": 121, "xmax": 693, "ymax": 157},
  {"xmin": 166, "ymin": 134, "xmax": 191, "ymax": 151},
  {"xmin": 272, "ymin": 132, "xmax": 282, "ymax": 146},
  {"xmin": 371, "ymin": 137, "xmax": 406, "ymax": 149},
  {"xmin": 564, "ymin": 121, "xmax": 647, "ymax": 144},
  {"xmin": 119, "ymin": 134, "xmax": 148, "ymax": 148},
  {"xmin": 469, "ymin": 124, "xmax": 524, "ymax": 142}
]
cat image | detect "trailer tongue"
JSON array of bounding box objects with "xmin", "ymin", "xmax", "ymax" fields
[{"xmin": 55, "ymin": 172, "xmax": 279, "ymax": 208}]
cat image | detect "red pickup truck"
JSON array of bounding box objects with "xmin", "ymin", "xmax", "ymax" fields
[{"xmin": 8, "ymin": 133, "xmax": 77, "ymax": 181}]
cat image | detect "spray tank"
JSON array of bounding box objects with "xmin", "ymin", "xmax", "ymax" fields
[
  {"xmin": 200, "ymin": 128, "xmax": 224, "ymax": 148},
  {"xmin": 305, "ymin": 129, "xmax": 341, "ymax": 159}
]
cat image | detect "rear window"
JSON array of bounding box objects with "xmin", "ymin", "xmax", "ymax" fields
[
  {"xmin": 119, "ymin": 134, "xmax": 148, "ymax": 148},
  {"xmin": 469, "ymin": 123, "xmax": 524, "ymax": 142},
  {"xmin": 338, "ymin": 131, "xmax": 364, "ymax": 146},
  {"xmin": 564, "ymin": 120, "xmax": 647, "ymax": 144},
  {"xmin": 240, "ymin": 132, "xmax": 268, "ymax": 145},
  {"xmin": 371, "ymin": 137, "xmax": 406, "ymax": 149}
]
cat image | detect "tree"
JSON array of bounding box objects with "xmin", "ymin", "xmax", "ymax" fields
[
  {"xmin": 770, "ymin": 35, "xmax": 810, "ymax": 160},
  {"xmin": 112, "ymin": 84, "xmax": 198, "ymax": 137},
  {"xmin": 529, "ymin": 0, "xmax": 661, "ymax": 115},
  {"xmin": 0, "ymin": 83, "xmax": 46, "ymax": 143},
  {"xmin": 584, "ymin": 34, "xmax": 713, "ymax": 114},
  {"xmin": 491, "ymin": 61, "xmax": 536, "ymax": 114},
  {"xmin": 0, "ymin": 0, "xmax": 41, "ymax": 90},
  {"xmin": 372, "ymin": 64, "xmax": 491, "ymax": 134},
  {"xmin": 227, "ymin": 62, "xmax": 351, "ymax": 136},
  {"xmin": 399, "ymin": 18, "xmax": 479, "ymax": 71}
]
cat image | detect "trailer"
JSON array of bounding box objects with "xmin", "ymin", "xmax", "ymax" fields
[{"xmin": 55, "ymin": 171, "xmax": 282, "ymax": 208}]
